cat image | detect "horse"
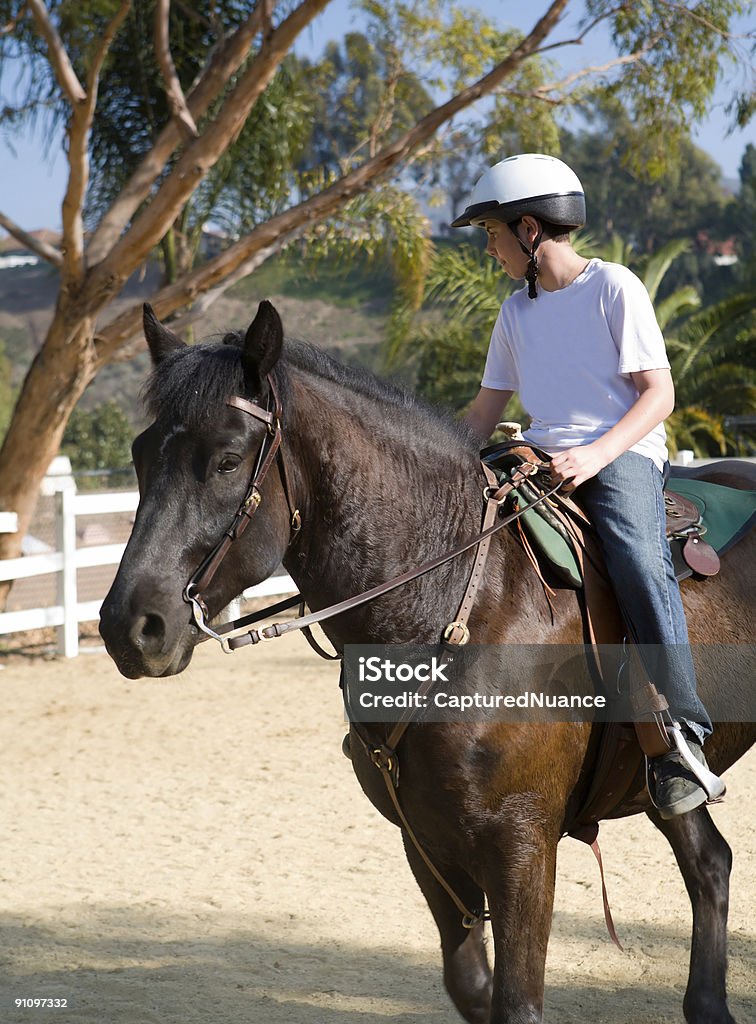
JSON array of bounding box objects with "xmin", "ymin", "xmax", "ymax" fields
[{"xmin": 99, "ymin": 300, "xmax": 755, "ymax": 1024}]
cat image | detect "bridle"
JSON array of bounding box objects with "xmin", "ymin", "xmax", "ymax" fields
[{"xmin": 183, "ymin": 373, "xmax": 301, "ymax": 649}]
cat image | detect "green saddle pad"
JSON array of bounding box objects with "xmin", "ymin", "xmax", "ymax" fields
[
  {"xmin": 664, "ymin": 477, "xmax": 756, "ymax": 555},
  {"xmin": 514, "ymin": 477, "xmax": 756, "ymax": 589},
  {"xmin": 512, "ymin": 487, "xmax": 583, "ymax": 587}
]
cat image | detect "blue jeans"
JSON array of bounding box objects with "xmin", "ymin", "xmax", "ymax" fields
[{"xmin": 576, "ymin": 451, "xmax": 712, "ymax": 742}]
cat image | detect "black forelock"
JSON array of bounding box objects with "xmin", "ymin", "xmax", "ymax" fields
[{"xmin": 142, "ymin": 339, "xmax": 247, "ymax": 427}]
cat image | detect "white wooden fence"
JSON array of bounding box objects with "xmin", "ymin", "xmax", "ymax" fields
[{"xmin": 0, "ymin": 490, "xmax": 295, "ymax": 658}]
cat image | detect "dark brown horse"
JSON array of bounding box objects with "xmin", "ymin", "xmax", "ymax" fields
[{"xmin": 100, "ymin": 301, "xmax": 755, "ymax": 1024}]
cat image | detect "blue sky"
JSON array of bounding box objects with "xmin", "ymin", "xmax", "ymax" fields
[{"xmin": 1, "ymin": 0, "xmax": 753, "ymax": 232}]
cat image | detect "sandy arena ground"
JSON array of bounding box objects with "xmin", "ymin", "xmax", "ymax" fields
[{"xmin": 0, "ymin": 637, "xmax": 753, "ymax": 1024}]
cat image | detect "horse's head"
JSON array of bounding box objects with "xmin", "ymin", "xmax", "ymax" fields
[{"xmin": 100, "ymin": 301, "xmax": 295, "ymax": 678}]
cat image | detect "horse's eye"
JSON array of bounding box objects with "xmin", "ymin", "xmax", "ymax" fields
[{"xmin": 217, "ymin": 455, "xmax": 242, "ymax": 474}]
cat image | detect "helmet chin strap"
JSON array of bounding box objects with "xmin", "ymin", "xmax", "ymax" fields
[{"xmin": 509, "ymin": 220, "xmax": 543, "ymax": 299}]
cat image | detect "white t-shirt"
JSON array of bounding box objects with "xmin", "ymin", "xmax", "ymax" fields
[{"xmin": 481, "ymin": 258, "xmax": 670, "ymax": 470}]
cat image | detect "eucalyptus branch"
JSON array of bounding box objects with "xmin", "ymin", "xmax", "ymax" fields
[
  {"xmin": 532, "ymin": 2, "xmax": 628, "ymax": 56},
  {"xmin": 85, "ymin": 0, "xmax": 330, "ymax": 297},
  {"xmin": 655, "ymin": 0, "xmax": 747, "ymax": 41},
  {"xmin": 0, "ymin": 211, "xmax": 63, "ymax": 267},
  {"xmin": 62, "ymin": 0, "xmax": 131, "ymax": 285},
  {"xmin": 87, "ymin": 0, "xmax": 132, "ymax": 97},
  {"xmin": 100, "ymin": 237, "xmax": 291, "ymax": 357},
  {"xmin": 174, "ymin": 0, "xmax": 214, "ymax": 30},
  {"xmin": 26, "ymin": 0, "xmax": 86, "ymax": 105},
  {"xmin": 529, "ymin": 38, "xmax": 662, "ymax": 99},
  {"xmin": 368, "ymin": 49, "xmax": 402, "ymax": 158},
  {"xmin": 154, "ymin": 0, "xmax": 199, "ymax": 139},
  {"xmin": 87, "ymin": 0, "xmax": 268, "ymax": 264}
]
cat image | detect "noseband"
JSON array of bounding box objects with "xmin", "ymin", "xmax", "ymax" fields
[{"xmin": 183, "ymin": 374, "xmax": 300, "ymax": 648}]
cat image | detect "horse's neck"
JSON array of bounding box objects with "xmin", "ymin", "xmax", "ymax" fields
[{"xmin": 283, "ymin": 372, "xmax": 487, "ymax": 644}]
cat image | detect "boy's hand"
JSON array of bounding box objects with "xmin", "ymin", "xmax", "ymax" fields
[{"xmin": 550, "ymin": 443, "xmax": 609, "ymax": 490}]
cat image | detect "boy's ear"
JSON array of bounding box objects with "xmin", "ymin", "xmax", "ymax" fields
[{"xmin": 520, "ymin": 215, "xmax": 543, "ymax": 244}]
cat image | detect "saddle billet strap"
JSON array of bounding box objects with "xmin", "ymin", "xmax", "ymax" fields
[
  {"xmin": 664, "ymin": 490, "xmax": 701, "ymax": 536},
  {"xmin": 568, "ymin": 823, "xmax": 624, "ymax": 951}
]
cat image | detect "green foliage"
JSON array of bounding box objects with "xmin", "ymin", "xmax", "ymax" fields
[
  {"xmin": 385, "ymin": 240, "xmax": 514, "ymax": 412},
  {"xmin": 589, "ymin": 0, "xmax": 751, "ymax": 175},
  {"xmin": 61, "ymin": 400, "xmax": 134, "ymax": 480},
  {"xmin": 600, "ymin": 234, "xmax": 756, "ymax": 455},
  {"xmin": 297, "ymin": 30, "xmax": 433, "ymax": 177},
  {"xmin": 665, "ymin": 298, "xmax": 756, "ymax": 455},
  {"xmin": 560, "ymin": 99, "xmax": 731, "ymax": 254}
]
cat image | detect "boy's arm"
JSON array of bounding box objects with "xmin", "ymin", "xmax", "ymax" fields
[
  {"xmin": 463, "ymin": 387, "xmax": 514, "ymax": 442},
  {"xmin": 550, "ymin": 368, "xmax": 675, "ymax": 488}
]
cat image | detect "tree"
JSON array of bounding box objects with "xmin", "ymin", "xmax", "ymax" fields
[
  {"xmin": 85, "ymin": 2, "xmax": 318, "ymax": 283},
  {"xmin": 295, "ymin": 30, "xmax": 434, "ymax": 176},
  {"xmin": 388, "ymin": 242, "xmax": 514, "ymax": 410},
  {"xmin": 0, "ymin": 0, "xmax": 751, "ymax": 584},
  {"xmin": 559, "ymin": 97, "xmax": 731, "ymax": 253},
  {"xmin": 61, "ymin": 400, "xmax": 134, "ymax": 485}
]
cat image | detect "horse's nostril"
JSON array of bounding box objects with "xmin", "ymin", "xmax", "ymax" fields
[
  {"xmin": 130, "ymin": 611, "xmax": 167, "ymax": 653},
  {"xmin": 141, "ymin": 613, "xmax": 164, "ymax": 640}
]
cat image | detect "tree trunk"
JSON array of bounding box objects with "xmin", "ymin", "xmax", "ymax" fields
[{"xmin": 0, "ymin": 309, "xmax": 97, "ymax": 599}]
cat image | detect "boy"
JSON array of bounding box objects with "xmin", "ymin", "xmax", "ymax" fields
[{"xmin": 453, "ymin": 153, "xmax": 724, "ymax": 818}]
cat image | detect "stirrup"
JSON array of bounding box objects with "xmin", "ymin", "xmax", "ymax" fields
[{"xmin": 666, "ymin": 724, "xmax": 726, "ymax": 803}]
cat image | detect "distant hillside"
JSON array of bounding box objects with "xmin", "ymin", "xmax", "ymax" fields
[{"xmin": 0, "ymin": 251, "xmax": 395, "ymax": 430}]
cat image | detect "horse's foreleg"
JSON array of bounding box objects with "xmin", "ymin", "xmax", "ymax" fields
[
  {"xmin": 400, "ymin": 831, "xmax": 492, "ymax": 1023},
  {"xmin": 484, "ymin": 826, "xmax": 558, "ymax": 1024},
  {"xmin": 647, "ymin": 804, "xmax": 736, "ymax": 1024}
]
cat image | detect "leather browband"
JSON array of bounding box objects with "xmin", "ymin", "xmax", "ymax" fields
[{"xmin": 227, "ymin": 394, "xmax": 276, "ymax": 426}]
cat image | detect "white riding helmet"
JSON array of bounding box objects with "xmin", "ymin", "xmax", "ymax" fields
[{"xmin": 451, "ymin": 153, "xmax": 586, "ymax": 229}]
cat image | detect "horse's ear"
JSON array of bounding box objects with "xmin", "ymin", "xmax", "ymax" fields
[
  {"xmin": 143, "ymin": 303, "xmax": 186, "ymax": 365},
  {"xmin": 243, "ymin": 300, "xmax": 283, "ymax": 395}
]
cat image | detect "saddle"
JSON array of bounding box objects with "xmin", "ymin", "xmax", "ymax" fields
[
  {"xmin": 480, "ymin": 440, "xmax": 751, "ymax": 587},
  {"xmin": 480, "ymin": 439, "xmax": 756, "ymax": 829}
]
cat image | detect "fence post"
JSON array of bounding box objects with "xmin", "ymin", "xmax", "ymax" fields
[{"xmin": 55, "ymin": 487, "xmax": 79, "ymax": 657}]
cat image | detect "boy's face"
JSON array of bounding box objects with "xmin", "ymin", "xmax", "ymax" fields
[{"xmin": 480, "ymin": 219, "xmax": 529, "ymax": 280}]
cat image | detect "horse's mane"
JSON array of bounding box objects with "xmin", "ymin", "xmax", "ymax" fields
[{"xmin": 143, "ymin": 332, "xmax": 478, "ymax": 452}]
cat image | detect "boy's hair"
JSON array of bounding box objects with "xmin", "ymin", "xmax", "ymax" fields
[
  {"xmin": 540, "ymin": 219, "xmax": 575, "ymax": 242},
  {"xmin": 509, "ymin": 217, "xmax": 575, "ymax": 242}
]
